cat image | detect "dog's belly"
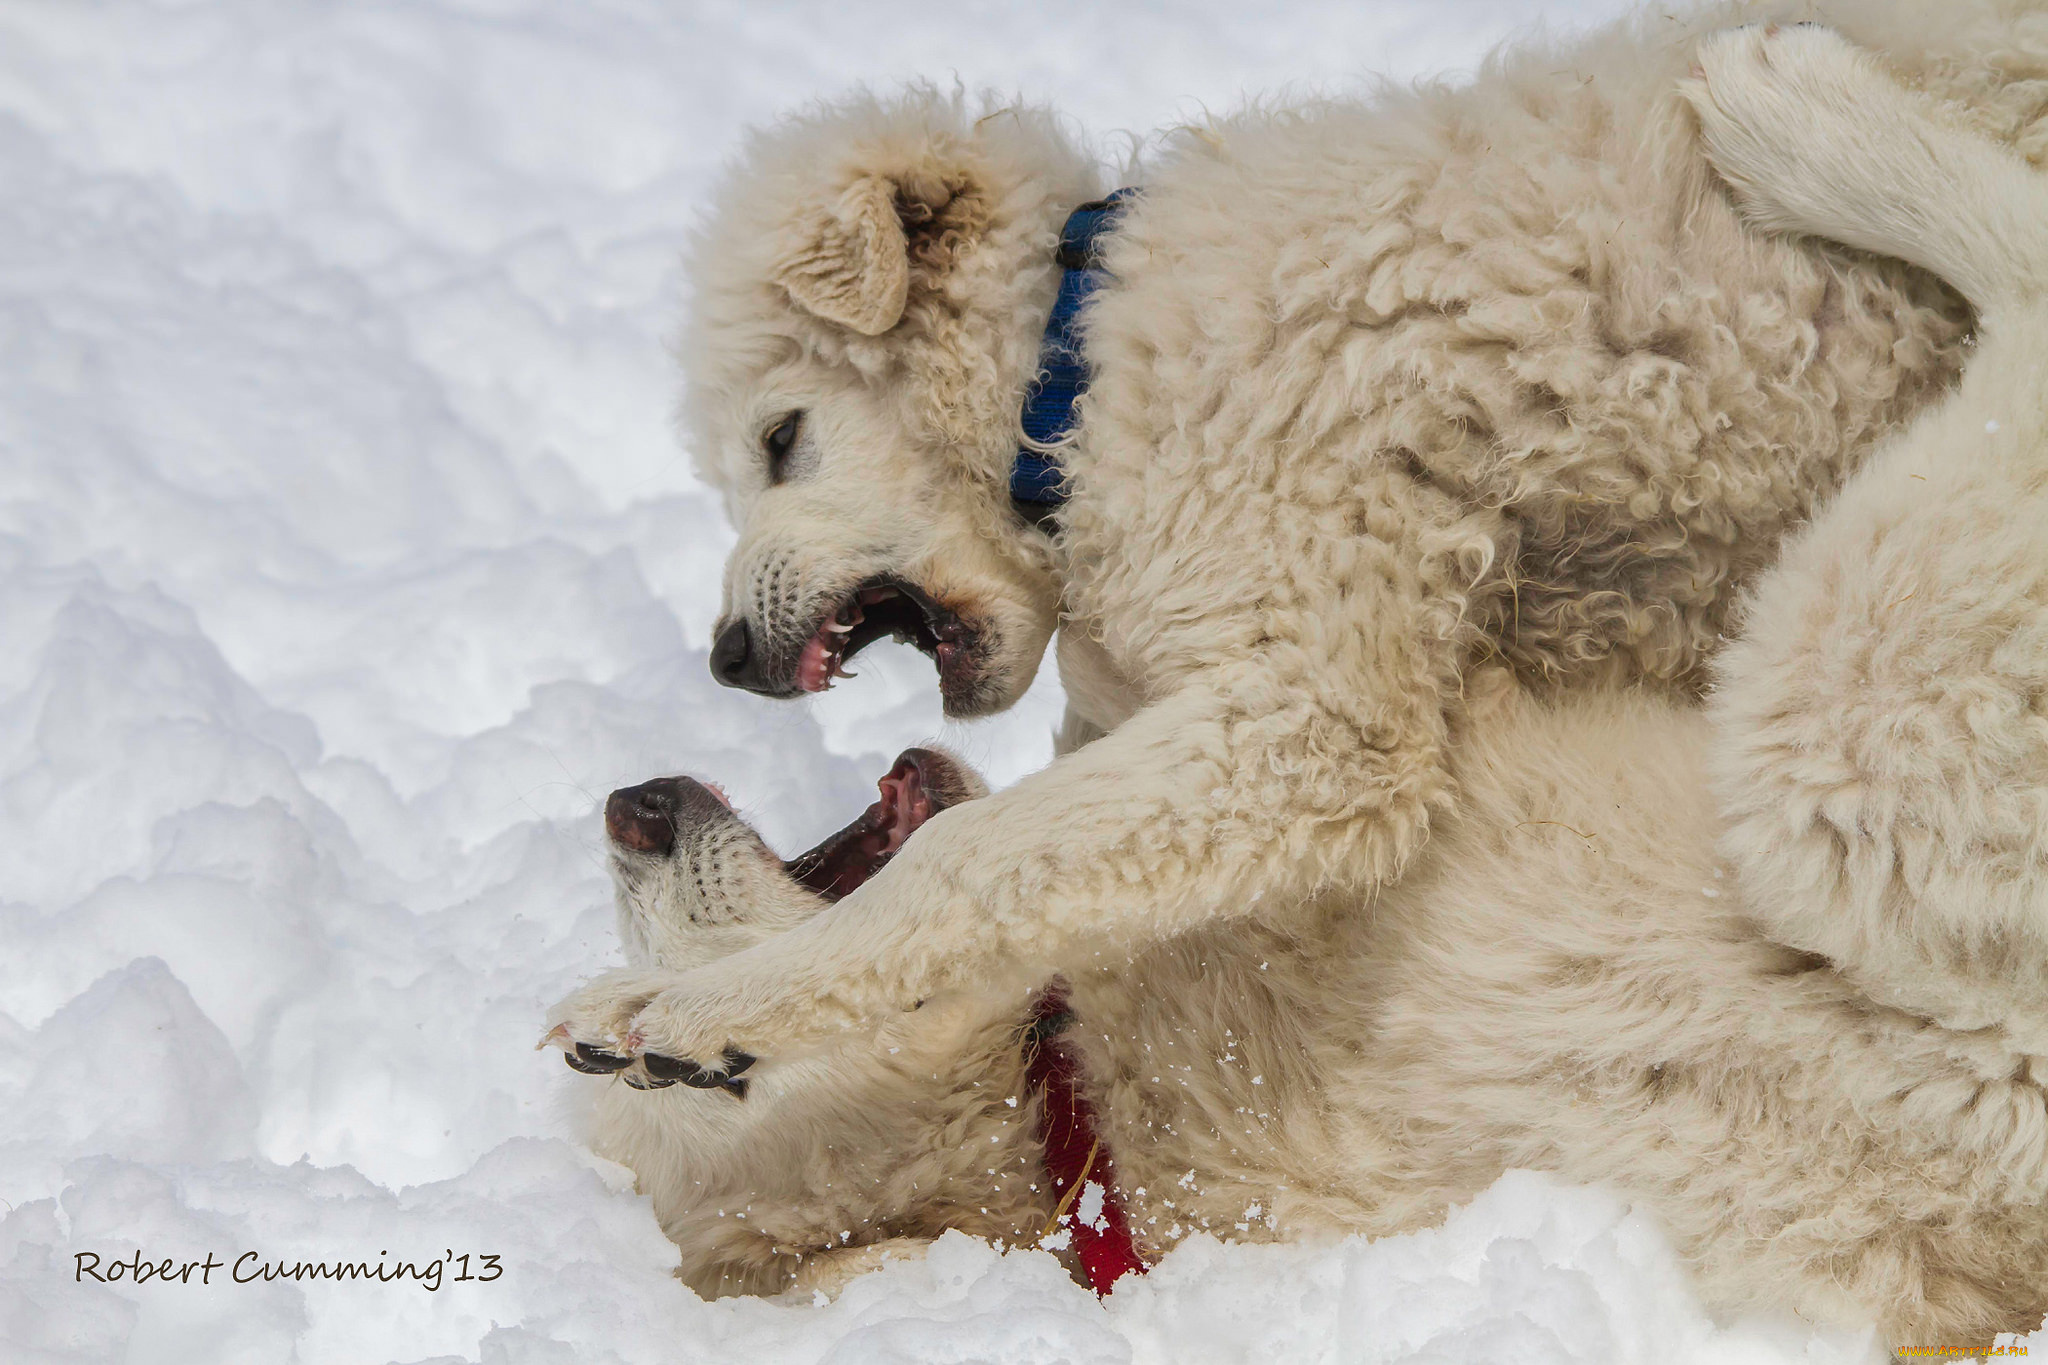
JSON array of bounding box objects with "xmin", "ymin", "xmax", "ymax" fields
[{"xmin": 1065, "ymin": 684, "xmax": 2048, "ymax": 1335}]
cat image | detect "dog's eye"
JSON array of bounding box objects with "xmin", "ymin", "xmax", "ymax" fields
[{"xmin": 762, "ymin": 411, "xmax": 802, "ymax": 481}]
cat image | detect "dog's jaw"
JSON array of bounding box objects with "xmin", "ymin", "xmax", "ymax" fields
[
  {"xmin": 605, "ymin": 748, "xmax": 986, "ymax": 969},
  {"xmin": 549, "ymin": 748, "xmax": 989, "ymax": 1091},
  {"xmin": 679, "ymin": 87, "xmax": 1095, "ymax": 723},
  {"xmin": 790, "ymin": 577, "xmax": 984, "ymax": 698},
  {"xmin": 783, "ymin": 748, "xmax": 981, "ymax": 900}
]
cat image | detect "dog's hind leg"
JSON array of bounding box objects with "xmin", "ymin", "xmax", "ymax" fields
[
  {"xmin": 1694, "ymin": 25, "xmax": 2048, "ymax": 1049},
  {"xmin": 1684, "ymin": 24, "xmax": 2048, "ymax": 313}
]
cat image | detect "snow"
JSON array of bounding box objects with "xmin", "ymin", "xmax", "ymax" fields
[{"xmin": 0, "ymin": 2, "xmax": 2007, "ymax": 1362}]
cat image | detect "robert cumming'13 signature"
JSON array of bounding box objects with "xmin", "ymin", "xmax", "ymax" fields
[{"xmin": 73, "ymin": 1248, "xmax": 501, "ymax": 1291}]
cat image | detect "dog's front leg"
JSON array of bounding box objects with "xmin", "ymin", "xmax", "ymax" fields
[
  {"xmin": 620, "ymin": 456, "xmax": 1485, "ymax": 1070},
  {"xmin": 617, "ymin": 642, "xmax": 1459, "ymax": 1070}
]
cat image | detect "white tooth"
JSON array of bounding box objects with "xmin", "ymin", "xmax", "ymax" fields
[{"xmin": 825, "ymin": 620, "xmax": 852, "ymax": 634}]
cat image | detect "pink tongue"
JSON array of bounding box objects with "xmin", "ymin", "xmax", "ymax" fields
[
  {"xmin": 874, "ymin": 766, "xmax": 934, "ymax": 847},
  {"xmin": 783, "ymin": 753, "xmax": 941, "ymax": 901}
]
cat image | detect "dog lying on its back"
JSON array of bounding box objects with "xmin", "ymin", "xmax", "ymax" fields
[
  {"xmin": 559, "ymin": 30, "xmax": 2048, "ymax": 1345},
  {"xmin": 570, "ymin": 676, "xmax": 2048, "ymax": 1339}
]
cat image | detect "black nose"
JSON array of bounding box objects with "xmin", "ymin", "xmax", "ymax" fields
[
  {"xmin": 604, "ymin": 777, "xmax": 727, "ymax": 856},
  {"xmin": 710, "ymin": 618, "xmax": 753, "ymax": 689}
]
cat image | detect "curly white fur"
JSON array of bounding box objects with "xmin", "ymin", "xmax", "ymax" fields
[
  {"xmin": 610, "ymin": 1, "xmax": 2048, "ymax": 1089},
  {"xmin": 560, "ymin": 19, "xmax": 2048, "ymax": 1347},
  {"xmin": 561, "ymin": 18, "xmax": 2048, "ymax": 1342}
]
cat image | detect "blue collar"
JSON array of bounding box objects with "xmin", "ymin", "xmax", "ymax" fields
[{"xmin": 1011, "ymin": 189, "xmax": 1138, "ymax": 516}]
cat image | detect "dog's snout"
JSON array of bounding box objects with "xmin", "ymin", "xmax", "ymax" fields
[
  {"xmin": 710, "ymin": 618, "xmax": 756, "ymax": 690},
  {"xmin": 606, "ymin": 780, "xmax": 683, "ymax": 855},
  {"xmin": 605, "ymin": 777, "xmax": 728, "ymax": 856}
]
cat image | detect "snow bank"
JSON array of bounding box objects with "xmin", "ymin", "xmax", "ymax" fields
[{"xmin": 0, "ymin": 2, "xmax": 2003, "ymax": 1361}]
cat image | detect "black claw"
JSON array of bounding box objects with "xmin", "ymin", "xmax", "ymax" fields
[
  {"xmin": 622, "ymin": 1068, "xmax": 680, "ymax": 1090},
  {"xmin": 564, "ymin": 1043, "xmax": 634, "ymax": 1075},
  {"xmin": 629, "ymin": 1047, "xmax": 755, "ymax": 1100},
  {"xmin": 646, "ymin": 1046, "xmax": 754, "ymax": 1100},
  {"xmin": 679, "ymin": 1070, "xmax": 750, "ymax": 1099}
]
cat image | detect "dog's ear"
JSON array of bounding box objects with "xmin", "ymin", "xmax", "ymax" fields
[
  {"xmin": 772, "ymin": 166, "xmax": 990, "ymax": 336},
  {"xmin": 773, "ymin": 174, "xmax": 910, "ymax": 336}
]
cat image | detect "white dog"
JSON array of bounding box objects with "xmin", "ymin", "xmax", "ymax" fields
[
  {"xmin": 550, "ymin": 0, "xmax": 2048, "ymax": 1112},
  {"xmin": 559, "ymin": 26, "xmax": 2048, "ymax": 1347},
  {"xmin": 554, "ymin": 749, "xmax": 1060, "ymax": 1299}
]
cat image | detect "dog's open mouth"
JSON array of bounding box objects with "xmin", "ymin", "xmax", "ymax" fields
[
  {"xmin": 796, "ymin": 578, "xmax": 975, "ymax": 694},
  {"xmin": 782, "ymin": 747, "xmax": 966, "ymax": 900}
]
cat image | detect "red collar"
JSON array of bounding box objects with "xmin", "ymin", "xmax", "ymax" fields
[{"xmin": 1026, "ymin": 985, "xmax": 1146, "ymax": 1293}]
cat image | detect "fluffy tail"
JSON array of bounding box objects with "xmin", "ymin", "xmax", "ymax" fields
[{"xmin": 1683, "ymin": 24, "xmax": 2048, "ymax": 313}]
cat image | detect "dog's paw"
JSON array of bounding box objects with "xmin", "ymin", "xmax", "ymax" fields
[
  {"xmin": 1681, "ymin": 24, "xmax": 1911, "ymax": 238},
  {"xmin": 618, "ymin": 955, "xmax": 872, "ymax": 1081},
  {"xmin": 567, "ymin": 926, "xmax": 909, "ymax": 1084},
  {"xmin": 542, "ymin": 969, "xmax": 755, "ymax": 1096},
  {"xmin": 545, "ymin": 967, "xmax": 671, "ymax": 1050},
  {"xmin": 619, "ymin": 983, "xmax": 765, "ymax": 1085}
]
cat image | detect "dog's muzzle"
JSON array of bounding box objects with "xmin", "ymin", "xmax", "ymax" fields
[{"xmin": 605, "ymin": 776, "xmax": 731, "ymax": 856}]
